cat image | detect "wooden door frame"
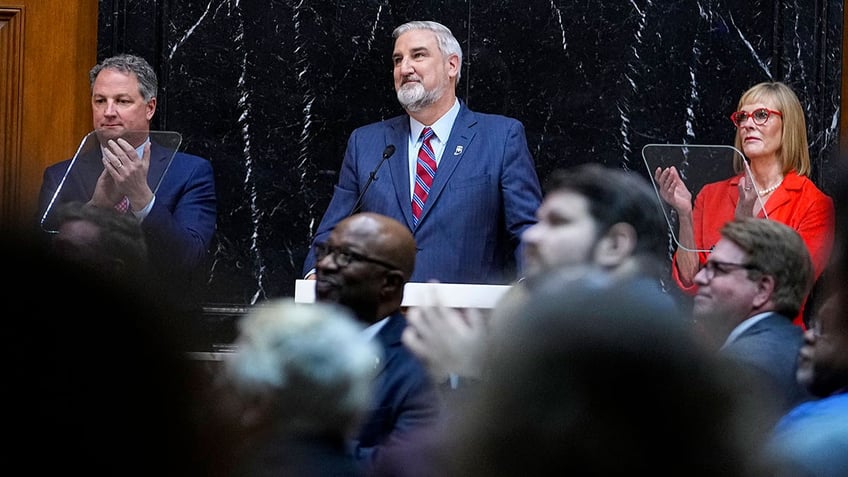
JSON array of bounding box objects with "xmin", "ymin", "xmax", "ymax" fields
[
  {"xmin": 0, "ymin": 7, "xmax": 25, "ymax": 226},
  {"xmin": 0, "ymin": 1, "xmax": 97, "ymax": 229}
]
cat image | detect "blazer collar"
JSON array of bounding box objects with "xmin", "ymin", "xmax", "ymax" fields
[{"xmin": 387, "ymin": 102, "xmax": 478, "ymax": 229}]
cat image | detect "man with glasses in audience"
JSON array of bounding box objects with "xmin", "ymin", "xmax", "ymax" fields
[
  {"xmin": 313, "ymin": 212, "xmax": 439, "ymax": 474},
  {"xmin": 692, "ymin": 217, "xmax": 814, "ymax": 415}
]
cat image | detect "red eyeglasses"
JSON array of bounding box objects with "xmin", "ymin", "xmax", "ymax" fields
[{"xmin": 729, "ymin": 108, "xmax": 782, "ymax": 127}]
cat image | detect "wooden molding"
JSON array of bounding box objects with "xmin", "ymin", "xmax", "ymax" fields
[{"xmin": 0, "ymin": 7, "xmax": 25, "ymax": 227}]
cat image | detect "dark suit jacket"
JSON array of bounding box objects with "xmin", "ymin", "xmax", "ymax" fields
[
  {"xmin": 303, "ymin": 102, "xmax": 542, "ymax": 284},
  {"xmin": 38, "ymin": 141, "xmax": 217, "ymax": 308},
  {"xmin": 353, "ymin": 311, "xmax": 440, "ymax": 470},
  {"xmin": 720, "ymin": 313, "xmax": 813, "ymax": 413}
]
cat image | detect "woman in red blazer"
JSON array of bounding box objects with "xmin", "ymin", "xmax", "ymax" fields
[{"xmin": 654, "ymin": 82, "xmax": 834, "ymax": 327}]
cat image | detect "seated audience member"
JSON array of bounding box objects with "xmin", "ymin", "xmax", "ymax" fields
[
  {"xmin": 4, "ymin": 228, "xmax": 207, "ymax": 476},
  {"xmin": 692, "ymin": 217, "xmax": 815, "ymax": 414},
  {"xmin": 50, "ymin": 200, "xmax": 150, "ymax": 286},
  {"xmin": 766, "ymin": 294, "xmax": 848, "ymax": 477},
  {"xmin": 765, "ymin": 166, "xmax": 848, "ymax": 477},
  {"xmin": 215, "ymin": 299, "xmax": 381, "ymax": 477},
  {"xmin": 403, "ymin": 163, "xmax": 680, "ymax": 385},
  {"xmin": 436, "ymin": 270, "xmax": 776, "ymax": 476},
  {"xmin": 313, "ymin": 212, "xmax": 440, "ymax": 472}
]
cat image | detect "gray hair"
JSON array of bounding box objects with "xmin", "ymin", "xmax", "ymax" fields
[
  {"xmin": 393, "ymin": 20, "xmax": 463, "ymax": 82},
  {"xmin": 224, "ymin": 299, "xmax": 381, "ymax": 435},
  {"xmin": 89, "ymin": 54, "xmax": 158, "ymax": 102}
]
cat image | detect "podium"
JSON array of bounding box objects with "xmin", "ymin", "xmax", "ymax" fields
[
  {"xmin": 294, "ymin": 279, "xmax": 512, "ymax": 309},
  {"xmin": 188, "ymin": 281, "xmax": 513, "ymax": 361}
]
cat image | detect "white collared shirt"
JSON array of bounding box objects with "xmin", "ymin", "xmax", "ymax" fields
[
  {"xmin": 407, "ymin": 99, "xmax": 461, "ymax": 200},
  {"xmin": 362, "ymin": 316, "xmax": 390, "ymax": 341}
]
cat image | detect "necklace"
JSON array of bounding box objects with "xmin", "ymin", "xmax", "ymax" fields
[{"xmin": 758, "ymin": 177, "xmax": 784, "ymax": 196}]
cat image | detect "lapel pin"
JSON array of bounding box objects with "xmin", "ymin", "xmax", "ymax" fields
[{"xmin": 454, "ymin": 145, "xmax": 464, "ymax": 155}]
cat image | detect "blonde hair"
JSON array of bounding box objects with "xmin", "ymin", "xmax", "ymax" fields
[{"xmin": 732, "ymin": 82, "xmax": 811, "ymax": 176}]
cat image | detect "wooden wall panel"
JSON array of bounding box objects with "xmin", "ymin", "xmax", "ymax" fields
[
  {"xmin": 0, "ymin": 1, "xmax": 97, "ymax": 229},
  {"xmin": 0, "ymin": 8, "xmax": 24, "ymax": 225}
]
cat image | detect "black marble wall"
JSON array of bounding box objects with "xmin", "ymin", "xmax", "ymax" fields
[{"xmin": 97, "ymin": 0, "xmax": 843, "ymax": 310}]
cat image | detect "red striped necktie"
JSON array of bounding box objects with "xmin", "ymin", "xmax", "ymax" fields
[{"xmin": 412, "ymin": 127, "xmax": 436, "ymax": 226}]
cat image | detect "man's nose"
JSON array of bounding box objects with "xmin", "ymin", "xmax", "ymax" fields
[{"xmin": 397, "ymin": 58, "xmax": 414, "ymax": 74}]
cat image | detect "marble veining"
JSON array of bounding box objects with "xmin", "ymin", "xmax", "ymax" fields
[{"xmin": 96, "ymin": 0, "xmax": 843, "ymax": 314}]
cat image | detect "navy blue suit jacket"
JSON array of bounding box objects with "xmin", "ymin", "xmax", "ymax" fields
[
  {"xmin": 720, "ymin": 313, "xmax": 813, "ymax": 413},
  {"xmin": 38, "ymin": 142, "xmax": 217, "ymax": 304},
  {"xmin": 353, "ymin": 311, "xmax": 440, "ymax": 470},
  {"xmin": 304, "ymin": 102, "xmax": 542, "ymax": 284}
]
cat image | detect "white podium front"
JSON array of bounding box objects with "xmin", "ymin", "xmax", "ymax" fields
[
  {"xmin": 294, "ymin": 280, "xmax": 512, "ymax": 308},
  {"xmin": 187, "ymin": 281, "xmax": 513, "ymax": 362}
]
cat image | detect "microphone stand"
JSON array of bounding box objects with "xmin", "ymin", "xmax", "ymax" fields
[{"xmin": 350, "ymin": 145, "xmax": 396, "ymax": 215}]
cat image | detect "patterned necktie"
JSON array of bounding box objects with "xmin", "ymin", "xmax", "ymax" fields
[
  {"xmin": 412, "ymin": 127, "xmax": 436, "ymax": 226},
  {"xmin": 114, "ymin": 196, "xmax": 130, "ymax": 214}
]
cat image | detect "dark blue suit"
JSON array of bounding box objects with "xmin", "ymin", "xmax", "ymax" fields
[
  {"xmin": 304, "ymin": 102, "xmax": 542, "ymax": 284},
  {"xmin": 353, "ymin": 311, "xmax": 440, "ymax": 470},
  {"xmin": 38, "ymin": 141, "xmax": 217, "ymax": 308},
  {"xmin": 720, "ymin": 313, "xmax": 813, "ymax": 413}
]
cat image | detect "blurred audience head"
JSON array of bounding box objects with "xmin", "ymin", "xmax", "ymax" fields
[
  {"xmin": 5, "ymin": 227, "xmax": 203, "ymax": 476},
  {"xmin": 764, "ymin": 163, "xmax": 848, "ymax": 477},
  {"xmin": 795, "ymin": 162, "xmax": 848, "ymax": 398},
  {"xmin": 444, "ymin": 269, "xmax": 774, "ymax": 476},
  {"xmin": 50, "ymin": 200, "xmax": 150, "ymax": 282},
  {"xmin": 796, "ymin": 293, "xmax": 848, "ymax": 398},
  {"xmin": 220, "ymin": 298, "xmax": 381, "ymax": 438},
  {"xmin": 521, "ymin": 163, "xmax": 668, "ymax": 280}
]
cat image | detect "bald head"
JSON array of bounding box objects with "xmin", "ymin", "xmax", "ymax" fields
[
  {"xmin": 336, "ymin": 213, "xmax": 416, "ymax": 280},
  {"xmin": 314, "ymin": 213, "xmax": 417, "ymax": 322}
]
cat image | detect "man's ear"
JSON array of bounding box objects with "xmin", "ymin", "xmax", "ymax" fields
[
  {"xmin": 447, "ymin": 53, "xmax": 460, "ymax": 82},
  {"xmin": 146, "ymin": 97, "xmax": 157, "ymax": 120},
  {"xmin": 382, "ymin": 269, "xmax": 406, "ymax": 293},
  {"xmin": 594, "ymin": 222, "xmax": 637, "ymax": 267},
  {"xmin": 751, "ymin": 274, "xmax": 776, "ymax": 308}
]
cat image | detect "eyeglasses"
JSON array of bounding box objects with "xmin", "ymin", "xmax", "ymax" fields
[
  {"xmin": 699, "ymin": 260, "xmax": 760, "ymax": 280},
  {"xmin": 314, "ymin": 242, "xmax": 399, "ymax": 270},
  {"xmin": 729, "ymin": 108, "xmax": 782, "ymax": 127}
]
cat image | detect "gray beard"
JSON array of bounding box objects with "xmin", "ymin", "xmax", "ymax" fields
[{"xmin": 397, "ymin": 83, "xmax": 441, "ymax": 112}]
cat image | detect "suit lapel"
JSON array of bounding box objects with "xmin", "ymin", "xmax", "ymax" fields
[
  {"xmin": 759, "ymin": 171, "xmax": 799, "ymax": 218},
  {"xmin": 148, "ymin": 141, "xmax": 176, "ymax": 193},
  {"xmin": 373, "ymin": 311, "xmax": 406, "ymax": 377},
  {"xmin": 416, "ymin": 105, "xmax": 477, "ymax": 225},
  {"xmin": 386, "ymin": 118, "xmax": 416, "ymax": 228}
]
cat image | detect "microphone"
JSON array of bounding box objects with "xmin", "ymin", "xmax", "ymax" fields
[{"xmin": 349, "ymin": 145, "xmax": 396, "ymax": 215}]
